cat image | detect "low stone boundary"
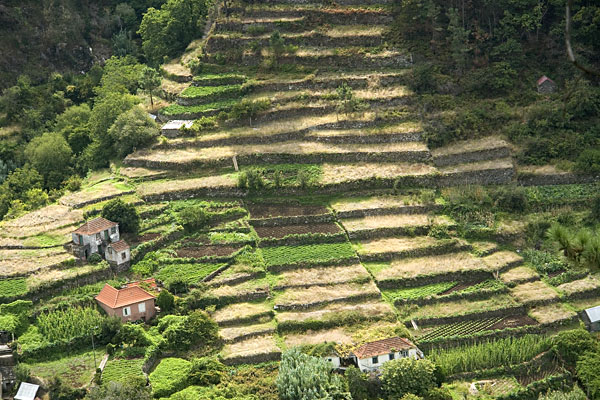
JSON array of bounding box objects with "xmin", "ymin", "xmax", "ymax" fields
[
  {"xmin": 60, "ymin": 190, "xmax": 135, "ymax": 209},
  {"xmin": 240, "ymin": 8, "xmax": 392, "ymax": 25},
  {"xmin": 433, "ymin": 147, "xmax": 511, "ymax": 167},
  {"xmin": 378, "ymin": 269, "xmax": 493, "ymax": 290},
  {"xmin": 225, "ymin": 327, "xmax": 277, "ymax": 344},
  {"xmin": 221, "ymin": 350, "xmax": 281, "ymax": 366},
  {"xmin": 274, "ymin": 291, "xmax": 380, "ymax": 312},
  {"xmin": 250, "ymin": 213, "xmax": 333, "ymax": 227},
  {"xmin": 410, "ymin": 305, "xmax": 528, "ymax": 328},
  {"xmin": 217, "ymin": 310, "xmax": 275, "ymax": 328},
  {"xmin": 359, "ymin": 239, "xmax": 470, "ymax": 262},
  {"xmin": 258, "ymin": 232, "xmax": 347, "ymax": 247},
  {"xmin": 336, "ymin": 204, "xmax": 441, "ymax": 219},
  {"xmin": 308, "ymin": 131, "xmax": 424, "ymax": 144},
  {"xmin": 347, "ymin": 225, "xmax": 432, "ymax": 241}
]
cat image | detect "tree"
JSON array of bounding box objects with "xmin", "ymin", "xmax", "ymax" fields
[
  {"xmin": 277, "ymin": 348, "xmax": 351, "ymax": 400},
  {"xmin": 163, "ymin": 310, "xmax": 219, "ymax": 351},
  {"xmin": 101, "ymin": 198, "xmax": 141, "ymax": 235},
  {"xmin": 139, "ymin": 67, "xmax": 162, "ymax": 107},
  {"xmin": 381, "ymin": 358, "xmax": 437, "ymax": 398},
  {"xmin": 156, "ymin": 290, "xmax": 175, "ymax": 312},
  {"xmin": 25, "ymin": 132, "xmax": 73, "ymax": 189},
  {"xmin": 115, "ymin": 323, "xmax": 151, "ymax": 347},
  {"xmin": 552, "ymin": 329, "xmax": 597, "ymax": 366},
  {"xmin": 108, "ymin": 106, "xmax": 159, "ymax": 157},
  {"xmin": 576, "ymin": 351, "xmax": 600, "ymax": 398},
  {"xmin": 177, "ymin": 205, "xmax": 209, "ymax": 231},
  {"xmin": 0, "ymin": 166, "xmax": 43, "ymax": 219},
  {"xmin": 86, "ymin": 381, "xmax": 152, "ymax": 400},
  {"xmin": 54, "ymin": 104, "xmax": 92, "ymax": 155}
]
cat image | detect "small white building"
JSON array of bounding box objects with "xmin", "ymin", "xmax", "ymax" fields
[
  {"xmin": 352, "ymin": 337, "xmax": 422, "ymax": 373},
  {"xmin": 581, "ymin": 305, "xmax": 600, "ymax": 332},
  {"xmin": 14, "ymin": 382, "xmax": 39, "ymax": 400},
  {"xmin": 105, "ymin": 239, "xmax": 131, "ymax": 269},
  {"xmin": 161, "ymin": 120, "xmax": 194, "ymax": 137}
]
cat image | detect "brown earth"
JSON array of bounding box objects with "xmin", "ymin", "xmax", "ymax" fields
[
  {"xmin": 248, "ymin": 204, "xmax": 329, "ymax": 218},
  {"xmin": 254, "ymin": 223, "xmax": 341, "ymax": 239},
  {"xmin": 489, "ymin": 315, "xmax": 538, "ymax": 330}
]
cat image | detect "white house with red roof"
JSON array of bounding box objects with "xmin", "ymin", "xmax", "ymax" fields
[
  {"xmin": 95, "ymin": 284, "xmax": 156, "ymax": 322},
  {"xmin": 71, "ymin": 217, "xmax": 130, "ymax": 269}
]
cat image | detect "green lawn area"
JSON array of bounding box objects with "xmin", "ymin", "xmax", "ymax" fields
[{"xmin": 24, "ymin": 348, "xmax": 102, "ymax": 388}]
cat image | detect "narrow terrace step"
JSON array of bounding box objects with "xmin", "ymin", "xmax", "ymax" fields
[
  {"xmin": 220, "ymin": 322, "xmax": 276, "ymax": 343},
  {"xmin": 260, "ymin": 0, "xmax": 392, "ymax": 5},
  {"xmin": 438, "ymin": 158, "xmax": 515, "ymax": 186},
  {"xmin": 274, "ymin": 281, "xmax": 381, "ymax": 311},
  {"xmin": 124, "ymin": 141, "xmax": 431, "ymax": 170},
  {"xmin": 213, "ymin": 302, "xmax": 275, "ymax": 327},
  {"xmin": 239, "ymin": 7, "xmax": 393, "ymax": 25},
  {"xmin": 215, "ymin": 17, "xmax": 307, "ymax": 34},
  {"xmin": 431, "ymin": 136, "xmax": 511, "ymax": 167},
  {"xmin": 331, "ymin": 196, "xmax": 439, "ymax": 218},
  {"xmin": 356, "ymin": 237, "xmax": 470, "ymax": 262},
  {"xmin": 273, "ymin": 264, "xmax": 371, "ymax": 290},
  {"xmin": 341, "ymin": 214, "xmax": 454, "ymax": 241},
  {"xmin": 221, "ymin": 335, "xmax": 281, "ymax": 365}
]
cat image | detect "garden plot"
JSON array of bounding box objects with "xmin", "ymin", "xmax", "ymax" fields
[
  {"xmin": 275, "ymin": 264, "xmax": 370, "ymax": 289},
  {"xmin": 481, "ymin": 251, "xmax": 523, "ymax": 272},
  {"xmin": 528, "ymin": 303, "xmax": 577, "ymax": 325},
  {"xmin": 557, "ymin": 274, "xmax": 600, "ymax": 298},
  {"xmin": 137, "ymin": 175, "xmax": 237, "ymax": 199},
  {"xmin": 0, "ymin": 205, "xmax": 83, "ymax": 238},
  {"xmin": 284, "ymin": 327, "xmax": 353, "ymax": 347},
  {"xmin": 0, "ymin": 248, "xmax": 74, "ymax": 277},
  {"xmin": 341, "ymin": 214, "xmax": 453, "ymax": 239},
  {"xmin": 500, "ymin": 266, "xmax": 540, "ymax": 285},
  {"xmin": 101, "ymin": 358, "xmax": 145, "ymax": 386},
  {"xmin": 355, "ymin": 237, "xmax": 466, "ymax": 261},
  {"xmin": 320, "ymin": 162, "xmax": 437, "ymax": 185},
  {"xmin": 248, "ymin": 204, "xmax": 329, "ymax": 219},
  {"xmin": 174, "ymin": 244, "xmax": 244, "ymax": 258},
  {"xmin": 125, "ymin": 141, "xmax": 430, "ymax": 169},
  {"xmin": 207, "ymin": 278, "xmax": 270, "ymax": 304},
  {"xmin": 24, "ymin": 349, "xmax": 101, "ymax": 388},
  {"xmin": 261, "ymin": 242, "xmax": 357, "ymax": 271},
  {"xmin": 400, "ymin": 294, "xmax": 520, "ymax": 324},
  {"xmin": 213, "ymin": 302, "xmax": 274, "ymax": 326},
  {"xmin": 154, "ymin": 263, "xmax": 227, "ymax": 288},
  {"xmin": 370, "ymin": 251, "xmax": 488, "ymax": 284},
  {"xmin": 59, "ymin": 179, "xmax": 133, "ymax": 208},
  {"xmin": 220, "ymin": 321, "xmax": 276, "ymax": 343},
  {"xmin": 510, "ymin": 281, "xmax": 559, "ymax": 304},
  {"xmin": 274, "ymin": 281, "xmax": 381, "ymax": 310},
  {"xmin": 221, "ymin": 335, "xmax": 281, "ymax": 365},
  {"xmin": 253, "ymin": 222, "xmax": 341, "ymax": 239}
]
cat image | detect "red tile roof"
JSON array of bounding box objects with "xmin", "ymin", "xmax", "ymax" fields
[
  {"xmin": 353, "ymin": 337, "xmax": 416, "ymax": 359},
  {"xmin": 108, "ymin": 240, "xmax": 130, "ymax": 252},
  {"xmin": 73, "ymin": 217, "xmax": 117, "ymax": 235},
  {"xmin": 537, "ymin": 75, "xmax": 555, "ymax": 86},
  {"xmin": 95, "ymin": 284, "xmax": 155, "ymax": 309}
]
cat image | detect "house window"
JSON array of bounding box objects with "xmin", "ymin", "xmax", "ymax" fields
[
  {"xmin": 389, "ymin": 353, "xmax": 395, "ymax": 360},
  {"xmin": 108, "ymin": 247, "xmax": 113, "ymax": 255},
  {"xmin": 111, "ymin": 227, "xmax": 117, "ymax": 234},
  {"xmin": 121, "ymin": 252, "xmax": 127, "ymax": 260},
  {"xmin": 123, "ymin": 307, "xmax": 131, "ymax": 316},
  {"xmin": 73, "ymin": 235, "xmax": 79, "ymax": 244},
  {"xmin": 401, "ymin": 350, "xmax": 409, "ymax": 357},
  {"xmin": 138, "ymin": 302, "xmax": 146, "ymax": 313},
  {"xmin": 372, "ymin": 356, "xmax": 378, "ymax": 364},
  {"xmin": 96, "ymin": 233, "xmax": 101, "ymax": 241}
]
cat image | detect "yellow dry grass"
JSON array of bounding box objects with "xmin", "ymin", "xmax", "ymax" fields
[
  {"xmin": 26, "ymin": 262, "xmax": 102, "ymax": 289},
  {"xmin": 482, "ymin": 251, "xmax": 523, "ymax": 271},
  {"xmin": 529, "ymin": 303, "xmax": 577, "ymax": 324},
  {"xmin": 517, "ymin": 164, "xmax": 569, "ymax": 175},
  {"xmin": 222, "ymin": 335, "xmax": 280, "ymax": 358},
  {"xmin": 557, "ymin": 275, "xmax": 600, "ymax": 296},
  {"xmin": 284, "ymin": 328, "xmax": 354, "ymax": 347},
  {"xmin": 375, "ymin": 251, "xmax": 485, "ymax": 281},
  {"xmin": 137, "ymin": 175, "xmax": 236, "ymax": 196},
  {"xmin": 355, "ymin": 236, "xmax": 443, "ymax": 255},
  {"xmin": 471, "ymin": 241, "xmax": 498, "ymax": 255},
  {"xmin": 277, "ymin": 264, "xmax": 370, "ymax": 287},
  {"xmin": 324, "ymin": 25, "xmax": 387, "ymax": 37},
  {"xmin": 354, "ymin": 86, "xmax": 413, "ymax": 100},
  {"xmin": 276, "ymin": 281, "xmax": 380, "ymax": 306},
  {"xmin": 59, "ymin": 180, "xmax": 132, "ymax": 208},
  {"xmin": 500, "ymin": 266, "xmax": 539, "ymax": 284},
  {"xmin": 431, "ymin": 136, "xmax": 508, "ymax": 157},
  {"xmin": 331, "ymin": 195, "xmax": 423, "ymax": 213},
  {"xmin": 342, "ymin": 214, "xmax": 451, "ymax": 232},
  {"xmin": 0, "ymin": 249, "xmax": 73, "ymax": 277},
  {"xmin": 276, "ymin": 300, "xmax": 394, "ymax": 323},
  {"xmin": 321, "ymin": 163, "xmax": 437, "ymax": 184},
  {"xmin": 510, "ymin": 280, "xmax": 559, "ymax": 303},
  {"xmin": 130, "ymin": 141, "xmax": 427, "ymax": 164},
  {"xmin": 1, "ymin": 205, "xmax": 83, "ymax": 238},
  {"xmin": 213, "ymin": 302, "xmax": 272, "ymax": 324},
  {"xmin": 309, "ymin": 121, "xmax": 422, "ymax": 138},
  {"xmin": 568, "ymin": 297, "xmax": 600, "ymax": 312},
  {"xmin": 119, "ymin": 167, "xmax": 169, "ymax": 179},
  {"xmin": 220, "ymin": 322, "xmax": 275, "ymax": 342},
  {"xmin": 404, "ymin": 294, "xmax": 518, "ymax": 320},
  {"xmin": 293, "ymin": 48, "xmax": 402, "ymax": 58},
  {"xmin": 440, "ymin": 158, "xmax": 514, "ymax": 174}
]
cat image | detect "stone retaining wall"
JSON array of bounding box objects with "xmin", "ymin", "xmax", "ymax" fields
[
  {"xmin": 274, "ymin": 291, "xmax": 380, "ymax": 312},
  {"xmin": 250, "ymin": 213, "xmax": 333, "ymax": 227},
  {"xmin": 517, "ymin": 172, "xmax": 598, "ymax": 186},
  {"xmin": 222, "ymin": 350, "xmax": 281, "ymax": 366},
  {"xmin": 433, "ymin": 147, "xmax": 510, "ymax": 167},
  {"xmin": 336, "ymin": 204, "xmax": 441, "ymax": 219},
  {"xmin": 360, "ymin": 239, "xmax": 470, "ymax": 262},
  {"xmin": 258, "ymin": 232, "xmax": 347, "ymax": 247},
  {"xmin": 378, "ymin": 269, "xmax": 493, "ymax": 289}
]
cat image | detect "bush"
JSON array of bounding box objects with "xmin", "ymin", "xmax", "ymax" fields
[
  {"xmin": 177, "ymin": 205, "xmax": 209, "ymax": 231},
  {"xmin": 575, "ymin": 149, "xmax": 600, "ymax": 175},
  {"xmin": 576, "ymin": 351, "xmax": 600, "ymax": 399},
  {"xmin": 162, "ymin": 310, "xmax": 219, "ymax": 352},
  {"xmin": 188, "ymin": 357, "xmax": 226, "ymax": 386},
  {"xmin": 148, "ymin": 358, "xmax": 192, "ymax": 398},
  {"xmin": 381, "ymin": 358, "xmax": 437, "ymax": 398},
  {"xmin": 494, "ymin": 186, "xmax": 529, "ymax": 212},
  {"xmin": 156, "ymin": 290, "xmax": 175, "ymax": 312},
  {"xmin": 552, "ymin": 329, "xmax": 597, "ymax": 366},
  {"xmin": 87, "ymin": 381, "xmax": 152, "ymax": 400},
  {"xmin": 63, "ymin": 175, "xmax": 82, "ymax": 192},
  {"xmin": 87, "ymin": 253, "xmax": 103, "ymax": 264},
  {"xmin": 101, "ymin": 198, "xmax": 140, "ymax": 235}
]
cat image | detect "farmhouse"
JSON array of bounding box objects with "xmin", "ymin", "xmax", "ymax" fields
[
  {"xmin": 581, "ymin": 305, "xmax": 600, "ymax": 332},
  {"xmin": 537, "ymin": 76, "xmax": 557, "ymax": 94},
  {"xmin": 71, "ymin": 217, "xmax": 130, "ymax": 267},
  {"xmin": 95, "ymin": 284, "xmax": 156, "ymax": 322},
  {"xmin": 352, "ymin": 337, "xmax": 422, "ymax": 372}
]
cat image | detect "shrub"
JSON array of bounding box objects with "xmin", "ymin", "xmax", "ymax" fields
[
  {"xmin": 575, "ymin": 149, "xmax": 600, "ymax": 175},
  {"xmin": 162, "ymin": 310, "xmax": 219, "ymax": 352},
  {"xmin": 494, "ymin": 186, "xmax": 528, "ymax": 212},
  {"xmin": 576, "ymin": 351, "xmax": 600, "ymax": 398},
  {"xmin": 148, "ymin": 358, "xmax": 192, "ymax": 398},
  {"xmin": 87, "ymin": 253, "xmax": 103, "ymax": 264},
  {"xmin": 552, "ymin": 329, "xmax": 597, "ymax": 366},
  {"xmin": 101, "ymin": 198, "xmax": 140, "ymax": 235},
  {"xmin": 381, "ymin": 358, "xmax": 436, "ymax": 398},
  {"xmin": 63, "ymin": 175, "xmax": 82, "ymax": 192},
  {"xmin": 177, "ymin": 205, "xmax": 209, "ymax": 231},
  {"xmin": 87, "ymin": 381, "xmax": 151, "ymax": 400},
  {"xmin": 156, "ymin": 290, "xmax": 175, "ymax": 312},
  {"xmin": 188, "ymin": 357, "xmax": 226, "ymax": 386}
]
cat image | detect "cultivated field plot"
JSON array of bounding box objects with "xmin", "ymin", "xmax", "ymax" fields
[
  {"xmin": 101, "ymin": 358, "xmax": 145, "ymax": 386},
  {"xmin": 355, "ymin": 236, "xmax": 464, "ymax": 260},
  {"xmin": 510, "ymin": 281, "xmax": 559, "ymax": 304},
  {"xmin": 275, "ymin": 264, "xmax": 370, "ymax": 288},
  {"xmin": 401, "ymin": 294, "xmax": 519, "ymax": 323},
  {"xmin": 24, "ymin": 349, "xmax": 101, "ymax": 388},
  {"xmin": 248, "ymin": 204, "xmax": 329, "ymax": 219},
  {"xmin": 174, "ymin": 244, "xmax": 243, "ymax": 258},
  {"xmin": 439, "ymin": 158, "xmax": 514, "ymax": 174},
  {"xmin": 0, "ymin": 205, "xmax": 83, "ymax": 238},
  {"xmin": 253, "ymin": 222, "xmax": 341, "ymax": 239},
  {"xmin": 137, "ymin": 175, "xmax": 237, "ymax": 197},
  {"xmin": 213, "ymin": 302, "xmax": 274, "ymax": 326},
  {"xmin": 59, "ymin": 179, "xmax": 133, "ymax": 208},
  {"xmin": 25, "ymin": 263, "xmax": 108, "ymax": 291},
  {"xmin": 307, "ymin": 121, "xmax": 422, "ymax": 140},
  {"xmin": 528, "ymin": 303, "xmax": 577, "ymax": 324},
  {"xmin": 500, "ymin": 266, "xmax": 539, "ymax": 284},
  {"xmin": 370, "ymin": 252, "xmax": 488, "ymax": 283},
  {"xmin": 276, "ymin": 300, "xmax": 395, "ymax": 325},
  {"xmin": 341, "ymin": 214, "xmax": 452, "ymax": 237},
  {"xmin": 274, "ymin": 281, "xmax": 381, "ymax": 308},
  {"xmin": 0, "ymin": 248, "xmax": 74, "ymax": 277},
  {"xmin": 320, "ymin": 162, "xmax": 437, "ymax": 184},
  {"xmin": 430, "ymin": 136, "xmax": 509, "ymax": 158},
  {"xmin": 154, "ymin": 263, "xmax": 226, "ymax": 287},
  {"xmin": 557, "ymin": 274, "xmax": 600, "ymax": 297},
  {"xmin": 481, "ymin": 250, "xmax": 523, "ymax": 271},
  {"xmin": 261, "ymin": 242, "xmax": 356, "ymax": 269},
  {"xmin": 207, "ymin": 278, "xmax": 270, "ymax": 301},
  {"xmin": 331, "ymin": 195, "xmax": 429, "ymax": 215}
]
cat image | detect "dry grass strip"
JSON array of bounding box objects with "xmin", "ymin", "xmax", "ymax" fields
[
  {"xmin": 138, "ymin": 175, "xmax": 236, "ymax": 197},
  {"xmin": 1, "ymin": 205, "xmax": 83, "ymax": 238},
  {"xmin": 310, "ymin": 121, "xmax": 422, "ymax": 138},
  {"xmin": 431, "ymin": 136, "xmax": 508, "ymax": 157},
  {"xmin": 342, "ymin": 214, "xmax": 450, "ymax": 232},
  {"xmin": 510, "ymin": 281, "xmax": 559, "ymax": 304},
  {"xmin": 284, "ymin": 327, "xmax": 354, "ymax": 347},
  {"xmin": 275, "ymin": 281, "xmax": 380, "ymax": 306},
  {"xmin": 529, "ymin": 303, "xmax": 577, "ymax": 324},
  {"xmin": 119, "ymin": 167, "xmax": 169, "ymax": 179},
  {"xmin": 375, "ymin": 251, "xmax": 485, "ymax": 281},
  {"xmin": 220, "ymin": 322, "xmax": 275, "ymax": 342},
  {"xmin": 213, "ymin": 302, "xmax": 272, "ymax": 324},
  {"xmin": 277, "ymin": 264, "xmax": 370, "ymax": 288},
  {"xmin": 440, "ymin": 158, "xmax": 514, "ymax": 174},
  {"xmin": 1, "ymin": 249, "xmax": 73, "ymax": 277},
  {"xmin": 355, "ymin": 236, "xmax": 440, "ymax": 255},
  {"xmin": 321, "ymin": 163, "xmax": 436, "ymax": 184},
  {"xmin": 482, "ymin": 251, "xmax": 523, "ymax": 271},
  {"xmin": 557, "ymin": 275, "xmax": 600, "ymax": 297},
  {"xmin": 26, "ymin": 263, "xmax": 104, "ymax": 290},
  {"xmin": 222, "ymin": 335, "xmax": 280, "ymax": 358},
  {"xmin": 404, "ymin": 294, "xmax": 518, "ymax": 321},
  {"xmin": 500, "ymin": 266, "xmax": 539, "ymax": 284},
  {"xmin": 59, "ymin": 180, "xmax": 131, "ymax": 208},
  {"xmin": 276, "ymin": 300, "xmax": 394, "ymax": 323}
]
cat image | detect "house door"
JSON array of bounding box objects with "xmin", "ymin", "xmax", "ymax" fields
[{"xmin": 84, "ymin": 249, "xmax": 89, "ymax": 259}]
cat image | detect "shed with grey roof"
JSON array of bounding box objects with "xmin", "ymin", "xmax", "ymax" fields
[{"xmin": 581, "ymin": 305, "xmax": 600, "ymax": 332}]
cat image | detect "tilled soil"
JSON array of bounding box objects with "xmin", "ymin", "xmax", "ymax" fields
[
  {"xmin": 254, "ymin": 222, "xmax": 341, "ymax": 239},
  {"xmin": 137, "ymin": 233, "xmax": 161, "ymax": 243},
  {"xmin": 489, "ymin": 315, "xmax": 538, "ymax": 330},
  {"xmin": 248, "ymin": 204, "xmax": 329, "ymax": 218},
  {"xmin": 176, "ymin": 245, "xmax": 242, "ymax": 258}
]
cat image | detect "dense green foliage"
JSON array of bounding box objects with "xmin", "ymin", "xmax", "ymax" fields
[
  {"xmin": 381, "ymin": 358, "xmax": 437, "ymax": 398},
  {"xmin": 102, "ymin": 198, "xmax": 141, "ymax": 235},
  {"xmin": 87, "ymin": 381, "xmax": 152, "ymax": 400},
  {"xmin": 159, "ymin": 310, "xmax": 219, "ymax": 351},
  {"xmin": 262, "ymin": 242, "xmax": 355, "ymax": 267},
  {"xmin": 149, "ymin": 357, "xmax": 192, "ymax": 398},
  {"xmin": 36, "ymin": 306, "xmax": 106, "ymax": 342},
  {"xmin": 100, "ymin": 358, "xmax": 146, "ymax": 388},
  {"xmin": 108, "ymin": 106, "xmax": 159, "ymax": 157}
]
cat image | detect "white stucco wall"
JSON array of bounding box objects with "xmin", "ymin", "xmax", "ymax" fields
[
  {"xmin": 356, "ymin": 349, "xmax": 419, "ymax": 372},
  {"xmin": 105, "ymin": 247, "xmax": 130, "ymax": 265},
  {"xmin": 325, "ymin": 356, "xmax": 341, "ymax": 369}
]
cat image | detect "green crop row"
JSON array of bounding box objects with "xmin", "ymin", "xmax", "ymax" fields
[
  {"xmin": 525, "ymin": 183, "xmax": 600, "ymax": 205},
  {"xmin": 101, "ymin": 358, "xmax": 145, "ymax": 387},
  {"xmin": 418, "ymin": 317, "xmax": 502, "ymax": 342},
  {"xmin": 261, "ymin": 242, "xmax": 355, "ymax": 267},
  {"xmin": 383, "ymin": 282, "xmax": 457, "ymax": 302},
  {"xmin": 36, "ymin": 306, "xmax": 107, "ymax": 343},
  {"xmin": 179, "ymin": 84, "xmax": 242, "ymax": 99},
  {"xmin": 0, "ymin": 278, "xmax": 28, "ymax": 300},
  {"xmin": 192, "ymin": 73, "xmax": 246, "ymax": 85},
  {"xmin": 453, "ymin": 279, "xmax": 506, "ymax": 295},
  {"xmin": 160, "ymin": 99, "xmax": 237, "ymax": 116},
  {"xmin": 155, "ymin": 263, "xmax": 226, "ymax": 289}
]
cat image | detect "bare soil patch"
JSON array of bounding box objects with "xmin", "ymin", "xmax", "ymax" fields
[
  {"xmin": 489, "ymin": 315, "xmax": 537, "ymax": 330},
  {"xmin": 248, "ymin": 204, "xmax": 329, "ymax": 218},
  {"xmin": 175, "ymin": 245, "xmax": 241, "ymax": 258},
  {"xmin": 254, "ymin": 222, "xmax": 341, "ymax": 239}
]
